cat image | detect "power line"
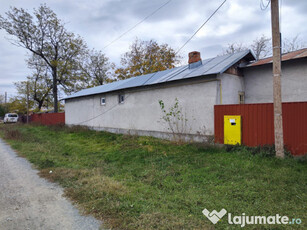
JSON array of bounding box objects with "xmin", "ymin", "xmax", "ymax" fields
[
  {"xmin": 175, "ymin": 0, "xmax": 227, "ymax": 55},
  {"xmin": 102, "ymin": 0, "xmax": 172, "ymax": 50},
  {"xmin": 77, "ymin": 71, "xmax": 159, "ymax": 125},
  {"xmin": 77, "ymin": 96, "xmax": 129, "ymax": 125},
  {"xmin": 75, "ymin": 0, "xmax": 226, "ymax": 125},
  {"xmin": 260, "ymin": 0, "xmax": 271, "ymax": 10}
]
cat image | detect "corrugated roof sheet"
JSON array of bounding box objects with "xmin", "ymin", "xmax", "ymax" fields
[
  {"xmin": 64, "ymin": 50, "xmax": 254, "ymax": 100},
  {"xmin": 247, "ymin": 47, "xmax": 307, "ymax": 67}
]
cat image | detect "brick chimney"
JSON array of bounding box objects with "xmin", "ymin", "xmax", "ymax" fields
[{"xmin": 188, "ymin": 51, "xmax": 201, "ymax": 64}]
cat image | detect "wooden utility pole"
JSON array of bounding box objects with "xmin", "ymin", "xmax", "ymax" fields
[
  {"xmin": 271, "ymin": 0, "xmax": 284, "ymax": 158},
  {"xmin": 26, "ymin": 81, "xmax": 29, "ymax": 124}
]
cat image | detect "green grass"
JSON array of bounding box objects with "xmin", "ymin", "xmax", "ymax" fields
[{"xmin": 1, "ymin": 124, "xmax": 306, "ymax": 229}]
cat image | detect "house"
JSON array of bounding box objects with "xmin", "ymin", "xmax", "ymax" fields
[
  {"xmin": 64, "ymin": 48, "xmax": 307, "ymax": 140},
  {"xmin": 243, "ymin": 48, "xmax": 307, "ymax": 103}
]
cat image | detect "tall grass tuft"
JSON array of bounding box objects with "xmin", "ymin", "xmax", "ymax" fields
[{"xmin": 4, "ymin": 129, "xmax": 23, "ymax": 141}]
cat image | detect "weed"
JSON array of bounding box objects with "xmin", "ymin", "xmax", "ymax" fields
[
  {"xmin": 47, "ymin": 123, "xmax": 66, "ymax": 132},
  {"xmin": 196, "ymin": 125, "xmax": 215, "ymax": 147},
  {"xmin": 225, "ymin": 144, "xmax": 295, "ymax": 159},
  {"xmin": 4, "ymin": 129, "xmax": 23, "ymax": 141},
  {"xmin": 159, "ymin": 98, "xmax": 190, "ymax": 143},
  {"xmin": 47, "ymin": 124, "xmax": 90, "ymax": 133},
  {"xmin": 39, "ymin": 159, "xmax": 55, "ymax": 168},
  {"xmin": 65, "ymin": 125, "xmax": 90, "ymax": 133}
]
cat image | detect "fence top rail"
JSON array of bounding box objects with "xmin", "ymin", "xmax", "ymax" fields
[{"xmin": 214, "ymin": 101, "xmax": 307, "ymax": 108}]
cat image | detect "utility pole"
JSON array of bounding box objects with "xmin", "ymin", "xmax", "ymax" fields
[
  {"xmin": 271, "ymin": 0, "xmax": 284, "ymax": 158},
  {"xmin": 5, "ymin": 92, "xmax": 7, "ymax": 104},
  {"xmin": 26, "ymin": 81, "xmax": 29, "ymax": 124}
]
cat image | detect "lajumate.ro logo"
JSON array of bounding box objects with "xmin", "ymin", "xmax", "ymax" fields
[{"xmin": 202, "ymin": 208, "xmax": 302, "ymax": 227}]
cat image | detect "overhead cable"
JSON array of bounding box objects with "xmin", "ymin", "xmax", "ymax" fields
[
  {"xmin": 260, "ymin": 0, "xmax": 271, "ymax": 11},
  {"xmin": 76, "ymin": 71, "xmax": 159, "ymax": 125},
  {"xmin": 103, "ymin": 0, "xmax": 172, "ymax": 49},
  {"xmin": 175, "ymin": 0, "xmax": 227, "ymax": 55}
]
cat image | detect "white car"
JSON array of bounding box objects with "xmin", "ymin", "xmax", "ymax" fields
[{"xmin": 4, "ymin": 113, "xmax": 19, "ymax": 123}]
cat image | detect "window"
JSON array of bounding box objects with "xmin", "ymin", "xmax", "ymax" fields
[
  {"xmin": 238, "ymin": 92, "xmax": 245, "ymax": 104},
  {"xmin": 118, "ymin": 94, "xmax": 125, "ymax": 104},
  {"xmin": 101, "ymin": 97, "xmax": 106, "ymax": 105}
]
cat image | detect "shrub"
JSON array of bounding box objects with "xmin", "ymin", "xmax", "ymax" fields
[{"xmin": 158, "ymin": 98, "xmax": 190, "ymax": 143}]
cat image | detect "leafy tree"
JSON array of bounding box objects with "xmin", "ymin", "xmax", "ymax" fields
[
  {"xmin": 0, "ymin": 5, "xmax": 87, "ymax": 112},
  {"xmin": 19, "ymin": 55, "xmax": 53, "ymax": 111},
  {"xmin": 14, "ymin": 81, "xmax": 34, "ymax": 111},
  {"xmin": 115, "ymin": 38, "xmax": 181, "ymax": 79},
  {"xmin": 7, "ymin": 96, "xmax": 34, "ymax": 114},
  {"xmin": 0, "ymin": 104, "xmax": 8, "ymax": 117},
  {"xmin": 0, "ymin": 95, "xmax": 4, "ymax": 104},
  {"xmin": 14, "ymin": 77, "xmax": 52, "ymax": 112},
  {"xmin": 0, "ymin": 95, "xmax": 9, "ymax": 117},
  {"xmin": 78, "ymin": 49, "xmax": 115, "ymax": 90}
]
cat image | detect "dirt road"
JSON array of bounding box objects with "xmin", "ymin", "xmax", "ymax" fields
[{"xmin": 0, "ymin": 139, "xmax": 102, "ymax": 230}]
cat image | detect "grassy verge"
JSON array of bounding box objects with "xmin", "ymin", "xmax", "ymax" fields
[{"xmin": 0, "ymin": 124, "xmax": 306, "ymax": 229}]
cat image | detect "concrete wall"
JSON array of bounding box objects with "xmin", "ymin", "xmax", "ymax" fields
[
  {"xmin": 65, "ymin": 59, "xmax": 307, "ymax": 139},
  {"xmin": 243, "ymin": 59, "xmax": 307, "ymax": 103},
  {"xmin": 65, "ymin": 80, "xmax": 219, "ymax": 136},
  {"xmin": 218, "ymin": 73, "xmax": 244, "ymax": 104}
]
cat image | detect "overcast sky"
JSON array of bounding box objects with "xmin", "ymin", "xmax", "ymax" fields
[{"xmin": 0, "ymin": 0, "xmax": 306, "ymax": 98}]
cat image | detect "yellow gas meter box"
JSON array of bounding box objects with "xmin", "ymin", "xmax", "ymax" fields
[{"xmin": 224, "ymin": 115, "xmax": 241, "ymax": 145}]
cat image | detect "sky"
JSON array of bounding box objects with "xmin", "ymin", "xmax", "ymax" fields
[{"xmin": 0, "ymin": 0, "xmax": 306, "ymax": 99}]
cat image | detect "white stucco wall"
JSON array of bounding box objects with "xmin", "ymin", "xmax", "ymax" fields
[
  {"xmin": 65, "ymin": 80, "xmax": 219, "ymax": 135},
  {"xmin": 243, "ymin": 59, "xmax": 307, "ymax": 103},
  {"xmin": 218, "ymin": 73, "xmax": 244, "ymax": 104}
]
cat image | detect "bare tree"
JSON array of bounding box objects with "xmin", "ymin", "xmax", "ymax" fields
[
  {"xmin": 282, "ymin": 35, "xmax": 306, "ymax": 53},
  {"xmin": 222, "ymin": 36, "xmax": 271, "ymax": 60},
  {"xmin": 251, "ymin": 35, "xmax": 271, "ymax": 60},
  {"xmin": 0, "ymin": 5, "xmax": 87, "ymax": 112},
  {"xmin": 222, "ymin": 42, "xmax": 247, "ymax": 55}
]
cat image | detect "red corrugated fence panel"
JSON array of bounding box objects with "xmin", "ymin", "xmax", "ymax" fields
[
  {"xmin": 30, "ymin": 113, "xmax": 65, "ymax": 125},
  {"xmin": 214, "ymin": 102, "xmax": 307, "ymax": 156}
]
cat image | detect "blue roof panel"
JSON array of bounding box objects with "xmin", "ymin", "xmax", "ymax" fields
[{"xmin": 64, "ymin": 50, "xmax": 255, "ymax": 100}]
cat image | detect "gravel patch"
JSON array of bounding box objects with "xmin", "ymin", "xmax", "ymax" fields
[{"xmin": 0, "ymin": 139, "xmax": 103, "ymax": 230}]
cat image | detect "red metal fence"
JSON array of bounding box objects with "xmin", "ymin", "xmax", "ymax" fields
[
  {"xmin": 214, "ymin": 102, "xmax": 307, "ymax": 156},
  {"xmin": 30, "ymin": 113, "xmax": 65, "ymax": 125}
]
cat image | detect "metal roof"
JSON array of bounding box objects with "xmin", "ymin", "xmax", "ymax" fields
[
  {"xmin": 64, "ymin": 50, "xmax": 255, "ymax": 100},
  {"xmin": 247, "ymin": 47, "xmax": 307, "ymax": 67}
]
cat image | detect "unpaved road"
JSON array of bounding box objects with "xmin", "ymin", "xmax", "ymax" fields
[{"xmin": 0, "ymin": 139, "xmax": 102, "ymax": 230}]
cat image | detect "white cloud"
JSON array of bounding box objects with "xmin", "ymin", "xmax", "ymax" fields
[{"xmin": 0, "ymin": 0, "xmax": 306, "ymax": 95}]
